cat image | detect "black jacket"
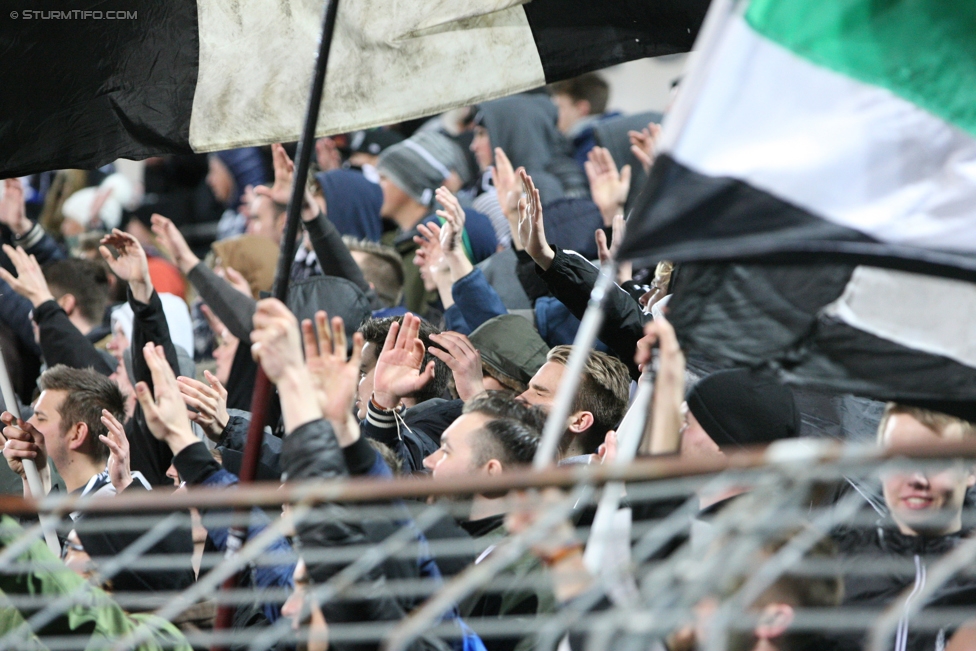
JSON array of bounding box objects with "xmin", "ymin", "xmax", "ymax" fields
[
  {"xmin": 833, "ymin": 515, "xmax": 976, "ymax": 651},
  {"xmin": 281, "ymin": 420, "xmax": 448, "ymax": 651},
  {"xmin": 536, "ymin": 248, "xmax": 648, "ymax": 380},
  {"xmin": 361, "ymin": 398, "xmax": 462, "ymax": 475}
]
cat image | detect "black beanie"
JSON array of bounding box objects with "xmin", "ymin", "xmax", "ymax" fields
[{"xmin": 685, "ymin": 368, "xmax": 801, "ymax": 449}]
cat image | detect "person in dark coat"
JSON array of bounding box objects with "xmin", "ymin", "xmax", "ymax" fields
[{"xmin": 832, "ymin": 403, "xmax": 976, "ymax": 651}]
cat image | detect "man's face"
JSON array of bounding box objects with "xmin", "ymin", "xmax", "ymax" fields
[
  {"xmin": 357, "ymin": 342, "xmax": 379, "ymax": 420},
  {"xmin": 517, "ymin": 361, "xmax": 564, "ymax": 408},
  {"xmin": 881, "ymin": 413, "xmax": 975, "ymax": 536},
  {"xmin": 378, "ymin": 175, "xmax": 411, "ymax": 219},
  {"xmin": 423, "ymin": 412, "xmax": 491, "ymax": 479},
  {"xmin": 470, "ymin": 126, "xmax": 493, "ymax": 172},
  {"xmin": 29, "ymin": 389, "xmax": 69, "ymax": 471},
  {"xmin": 281, "ymin": 559, "xmax": 329, "ymax": 651},
  {"xmin": 207, "ymin": 157, "xmax": 235, "ymax": 205},
  {"xmin": 680, "ymin": 406, "xmax": 724, "ymax": 460},
  {"xmin": 552, "ymin": 93, "xmax": 589, "ymax": 134},
  {"xmin": 247, "ymin": 195, "xmax": 283, "ymax": 243}
]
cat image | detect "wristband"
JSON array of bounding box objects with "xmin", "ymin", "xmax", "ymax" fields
[
  {"xmin": 539, "ymin": 541, "xmax": 584, "ymax": 566},
  {"xmin": 370, "ymin": 393, "xmax": 398, "ymax": 412}
]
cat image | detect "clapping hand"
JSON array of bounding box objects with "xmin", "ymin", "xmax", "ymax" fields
[
  {"xmin": 151, "ymin": 213, "xmax": 199, "ymax": 275},
  {"xmin": 595, "ymin": 213, "xmax": 632, "ymax": 283},
  {"xmin": 585, "ymin": 147, "xmax": 631, "ymax": 226},
  {"xmin": 302, "ymin": 312, "xmax": 364, "ymax": 442},
  {"xmin": 100, "ymin": 410, "xmax": 133, "ymax": 492},
  {"xmin": 516, "ymin": 170, "xmax": 555, "ymax": 271},
  {"xmin": 0, "ymin": 179, "xmax": 32, "ymax": 237},
  {"xmin": 490, "ymin": 148, "xmax": 524, "ymax": 247},
  {"xmin": 135, "ymin": 343, "xmax": 198, "ymax": 455},
  {"xmin": 177, "ymin": 371, "xmax": 230, "ymax": 442},
  {"xmin": 628, "ymin": 122, "xmax": 662, "ymax": 174}
]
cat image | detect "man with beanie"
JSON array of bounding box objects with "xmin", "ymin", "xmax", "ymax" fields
[
  {"xmin": 683, "ymin": 367, "xmax": 802, "ymax": 457},
  {"xmin": 378, "ymin": 134, "xmax": 497, "ymax": 312}
]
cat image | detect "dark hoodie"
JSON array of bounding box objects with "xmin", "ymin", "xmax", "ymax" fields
[
  {"xmin": 476, "ymin": 94, "xmax": 588, "ymax": 204},
  {"xmin": 316, "ymin": 169, "xmax": 384, "ymax": 242}
]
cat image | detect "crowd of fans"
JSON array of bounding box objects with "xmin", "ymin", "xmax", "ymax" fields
[{"xmin": 0, "ymin": 75, "xmax": 974, "ymax": 651}]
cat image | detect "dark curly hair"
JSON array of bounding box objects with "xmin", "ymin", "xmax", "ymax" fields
[{"xmin": 358, "ymin": 316, "xmax": 449, "ymax": 402}]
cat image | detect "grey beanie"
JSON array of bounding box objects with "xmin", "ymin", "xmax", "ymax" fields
[
  {"xmin": 410, "ymin": 132, "xmax": 475, "ymax": 185},
  {"xmin": 376, "ymin": 138, "xmax": 450, "ymax": 208}
]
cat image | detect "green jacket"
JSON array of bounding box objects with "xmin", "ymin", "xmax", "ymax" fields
[{"xmin": 0, "ymin": 515, "xmax": 192, "ymax": 651}]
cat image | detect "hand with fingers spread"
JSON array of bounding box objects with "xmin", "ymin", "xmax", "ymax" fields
[
  {"xmin": 99, "ymin": 409, "xmax": 132, "ymax": 492},
  {"xmin": 490, "ymin": 148, "xmax": 524, "ymax": 247},
  {"xmin": 428, "ymin": 331, "xmax": 485, "ymax": 402},
  {"xmin": 1, "ymin": 411, "xmax": 48, "ymax": 483},
  {"xmin": 585, "ymin": 146, "xmax": 631, "ymax": 226},
  {"xmin": 136, "ymin": 343, "xmax": 198, "ymax": 455},
  {"xmin": 0, "ymin": 244, "xmax": 55, "ymax": 307},
  {"xmin": 0, "ymin": 179, "xmax": 32, "ymax": 237},
  {"xmin": 316, "ymin": 137, "xmax": 342, "ymax": 173},
  {"xmin": 301, "ymin": 311, "xmax": 364, "ymax": 434},
  {"xmin": 177, "ymin": 371, "xmax": 229, "ymax": 442},
  {"xmin": 150, "ymin": 213, "xmax": 200, "ymax": 275},
  {"xmin": 595, "ymin": 213, "xmax": 633, "ymax": 283},
  {"xmin": 517, "ymin": 169, "xmax": 555, "ymax": 271},
  {"xmin": 371, "ymin": 313, "xmax": 436, "ymax": 410},
  {"xmin": 100, "ymin": 228, "xmax": 153, "ymax": 302},
  {"xmin": 628, "ymin": 122, "xmax": 662, "ymax": 174},
  {"xmin": 251, "ymin": 298, "xmax": 323, "ymax": 433}
]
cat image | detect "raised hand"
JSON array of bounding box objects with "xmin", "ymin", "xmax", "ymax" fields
[
  {"xmin": 0, "ymin": 244, "xmax": 55, "ymax": 307},
  {"xmin": 0, "ymin": 411, "xmax": 47, "ymax": 481},
  {"xmin": 100, "ymin": 229, "xmax": 153, "ymax": 302},
  {"xmin": 0, "ymin": 179, "xmax": 32, "ymax": 237},
  {"xmin": 372, "ymin": 313, "xmax": 435, "ymax": 410},
  {"xmin": 428, "ymin": 331, "xmax": 486, "ymax": 402},
  {"xmin": 585, "ymin": 146, "xmax": 631, "ymax": 226},
  {"xmin": 135, "ymin": 343, "xmax": 198, "ymax": 455},
  {"xmin": 635, "ymin": 317, "xmax": 686, "ymax": 455},
  {"xmin": 251, "ymin": 298, "xmax": 323, "ymax": 433},
  {"xmin": 250, "ymin": 298, "xmax": 305, "ymax": 384},
  {"xmin": 595, "ymin": 213, "xmax": 632, "ymax": 283},
  {"xmin": 151, "ymin": 213, "xmax": 199, "ymax": 274},
  {"xmin": 99, "ymin": 409, "xmax": 132, "ymax": 492},
  {"xmin": 216, "ymin": 265, "xmax": 252, "ymax": 297},
  {"xmin": 434, "ymin": 187, "xmax": 466, "ymax": 255},
  {"xmin": 490, "ymin": 147, "xmax": 524, "ymax": 247},
  {"xmin": 301, "ymin": 311, "xmax": 364, "ymax": 429},
  {"xmin": 268, "ymin": 143, "xmax": 295, "ymax": 207},
  {"xmin": 177, "ymin": 371, "xmax": 229, "ymax": 442},
  {"xmin": 414, "ymin": 222, "xmax": 452, "ymax": 300},
  {"xmin": 316, "ymin": 137, "xmax": 341, "ymax": 172},
  {"xmin": 516, "ymin": 170, "xmax": 555, "ymax": 271},
  {"xmin": 628, "ymin": 122, "xmax": 662, "ymax": 174}
]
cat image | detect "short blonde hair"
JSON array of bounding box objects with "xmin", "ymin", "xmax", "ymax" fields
[{"xmin": 877, "ymin": 403, "xmax": 976, "ymax": 444}]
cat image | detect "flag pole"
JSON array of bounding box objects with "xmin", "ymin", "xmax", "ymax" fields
[
  {"xmin": 0, "ymin": 346, "xmax": 61, "ymax": 555},
  {"xmin": 211, "ymin": 0, "xmax": 341, "ymax": 643}
]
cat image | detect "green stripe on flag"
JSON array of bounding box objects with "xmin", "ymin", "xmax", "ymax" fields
[{"xmin": 746, "ymin": 0, "xmax": 976, "ymax": 137}]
